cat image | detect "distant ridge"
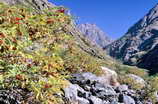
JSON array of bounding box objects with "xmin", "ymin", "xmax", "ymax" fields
[
  {"xmin": 78, "ymin": 23, "xmax": 113, "ymax": 48},
  {"xmin": 105, "ymin": 3, "xmax": 158, "ymax": 74}
]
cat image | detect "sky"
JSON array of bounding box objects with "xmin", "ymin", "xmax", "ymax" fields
[{"xmin": 49, "ymin": 0, "xmax": 157, "ymax": 39}]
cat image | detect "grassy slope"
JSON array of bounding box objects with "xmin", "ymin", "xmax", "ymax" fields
[{"xmin": 0, "ymin": 3, "xmax": 154, "ymax": 104}]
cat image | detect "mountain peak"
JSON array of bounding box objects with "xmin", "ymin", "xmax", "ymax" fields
[
  {"xmin": 78, "ymin": 23, "xmax": 113, "ymax": 48},
  {"xmin": 144, "ymin": 3, "xmax": 158, "ymax": 24},
  {"xmin": 105, "ymin": 3, "xmax": 158, "ymax": 74}
]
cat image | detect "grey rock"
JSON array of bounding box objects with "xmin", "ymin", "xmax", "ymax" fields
[
  {"xmin": 0, "ymin": 88, "xmax": 38, "ymax": 104},
  {"xmin": 116, "ymin": 85, "xmax": 128, "ymax": 93},
  {"xmin": 123, "ymin": 95, "xmax": 135, "ymax": 104},
  {"xmin": 100, "ymin": 67, "xmax": 120, "ymax": 86},
  {"xmin": 138, "ymin": 44, "xmax": 158, "ymax": 74},
  {"xmin": 127, "ymin": 74, "xmax": 146, "ymax": 87},
  {"xmin": 105, "ymin": 3, "xmax": 158, "ymax": 74},
  {"xmin": 77, "ymin": 98, "xmax": 90, "ymax": 104},
  {"xmin": 110, "ymin": 100, "xmax": 119, "ymax": 104},
  {"xmin": 0, "ymin": 90, "xmax": 20, "ymax": 104},
  {"xmin": 64, "ymin": 83, "xmax": 90, "ymax": 104},
  {"xmin": 119, "ymin": 94, "xmax": 135, "ymax": 104},
  {"xmin": 70, "ymin": 67, "xmax": 120, "ymax": 88},
  {"xmin": 70, "ymin": 72, "xmax": 99, "ymax": 86},
  {"xmin": 78, "ymin": 23, "xmax": 113, "ymax": 48},
  {"xmin": 64, "ymin": 72, "xmax": 153, "ymax": 104},
  {"xmin": 92, "ymin": 83, "xmax": 116, "ymax": 98},
  {"xmin": 88, "ymin": 96, "xmax": 104, "ymax": 104},
  {"xmin": 24, "ymin": 43, "xmax": 44, "ymax": 53}
]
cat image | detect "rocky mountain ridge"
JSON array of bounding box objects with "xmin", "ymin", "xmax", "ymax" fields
[
  {"xmin": 78, "ymin": 23, "xmax": 113, "ymax": 48},
  {"xmin": 105, "ymin": 3, "xmax": 158, "ymax": 74}
]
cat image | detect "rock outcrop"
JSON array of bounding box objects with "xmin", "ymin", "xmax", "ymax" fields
[
  {"xmin": 100, "ymin": 67, "xmax": 120, "ymax": 86},
  {"xmin": 105, "ymin": 4, "xmax": 158, "ymax": 74},
  {"xmin": 127, "ymin": 74, "xmax": 146, "ymax": 87},
  {"xmin": 78, "ymin": 23, "xmax": 113, "ymax": 48},
  {"xmin": 137, "ymin": 44, "xmax": 158, "ymax": 74},
  {"xmin": 64, "ymin": 72, "xmax": 153, "ymax": 104}
]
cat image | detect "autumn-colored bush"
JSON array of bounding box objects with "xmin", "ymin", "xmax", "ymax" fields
[
  {"xmin": 0, "ymin": 3, "xmax": 106, "ymax": 103},
  {"xmin": 0, "ymin": 2, "xmax": 154, "ymax": 104},
  {"xmin": 113, "ymin": 64, "xmax": 148, "ymax": 78},
  {"xmin": 118, "ymin": 75, "xmax": 145, "ymax": 90},
  {"xmin": 144, "ymin": 75, "xmax": 158, "ymax": 103},
  {"xmin": 0, "ymin": 3, "xmax": 71, "ymax": 103},
  {"xmin": 62, "ymin": 43, "xmax": 104, "ymax": 75}
]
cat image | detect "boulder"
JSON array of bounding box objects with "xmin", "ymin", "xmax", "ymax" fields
[
  {"xmin": 70, "ymin": 72, "xmax": 99, "ymax": 86},
  {"xmin": 99, "ymin": 67, "xmax": 120, "ymax": 86},
  {"xmin": 91, "ymin": 83, "xmax": 116, "ymax": 100},
  {"xmin": 116, "ymin": 84, "xmax": 128, "ymax": 93},
  {"xmin": 127, "ymin": 74, "xmax": 146, "ymax": 87},
  {"xmin": 24, "ymin": 42, "xmax": 44, "ymax": 53},
  {"xmin": 70, "ymin": 67, "xmax": 120, "ymax": 87},
  {"xmin": 0, "ymin": 90, "xmax": 20, "ymax": 104},
  {"xmin": 64, "ymin": 83, "xmax": 90, "ymax": 104},
  {"xmin": 119, "ymin": 94, "xmax": 135, "ymax": 104},
  {"xmin": 88, "ymin": 96, "xmax": 103, "ymax": 104},
  {"xmin": 64, "ymin": 72, "xmax": 148, "ymax": 104},
  {"xmin": 123, "ymin": 95, "xmax": 135, "ymax": 104}
]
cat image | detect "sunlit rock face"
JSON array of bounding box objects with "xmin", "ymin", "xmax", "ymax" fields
[
  {"xmin": 78, "ymin": 23, "xmax": 113, "ymax": 48},
  {"xmin": 105, "ymin": 4, "xmax": 158, "ymax": 74}
]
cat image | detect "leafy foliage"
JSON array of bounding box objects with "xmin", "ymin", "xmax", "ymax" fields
[
  {"xmin": 143, "ymin": 75, "xmax": 158, "ymax": 103},
  {"xmin": 0, "ymin": 3, "xmax": 71, "ymax": 103},
  {"xmin": 0, "ymin": 2, "xmax": 156, "ymax": 104},
  {"xmin": 0, "ymin": 3, "xmax": 106, "ymax": 103}
]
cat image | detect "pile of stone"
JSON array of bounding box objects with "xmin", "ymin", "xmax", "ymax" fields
[{"xmin": 64, "ymin": 68, "xmax": 153, "ymax": 104}]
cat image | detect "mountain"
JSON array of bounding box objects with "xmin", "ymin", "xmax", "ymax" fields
[
  {"xmin": 137, "ymin": 44, "xmax": 158, "ymax": 74},
  {"xmin": 78, "ymin": 23, "xmax": 113, "ymax": 48},
  {"xmin": 0, "ymin": 0, "xmax": 109, "ymax": 60},
  {"xmin": 0, "ymin": 0, "xmax": 55, "ymax": 11},
  {"xmin": 105, "ymin": 4, "xmax": 158, "ymax": 74},
  {"xmin": 1, "ymin": 0, "xmax": 157, "ymax": 104}
]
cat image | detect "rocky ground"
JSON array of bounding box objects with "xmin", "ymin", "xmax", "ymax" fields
[
  {"xmin": 64, "ymin": 68, "xmax": 154, "ymax": 104},
  {"xmin": 0, "ymin": 67, "xmax": 156, "ymax": 104}
]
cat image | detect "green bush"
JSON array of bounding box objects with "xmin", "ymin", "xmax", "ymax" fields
[{"xmin": 0, "ymin": 3, "xmax": 104, "ymax": 103}]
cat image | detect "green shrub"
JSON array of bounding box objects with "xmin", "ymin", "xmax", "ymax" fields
[
  {"xmin": 118, "ymin": 75, "xmax": 144, "ymax": 90},
  {"xmin": 0, "ymin": 3, "xmax": 71, "ymax": 103},
  {"xmin": 144, "ymin": 76, "xmax": 158, "ymax": 103}
]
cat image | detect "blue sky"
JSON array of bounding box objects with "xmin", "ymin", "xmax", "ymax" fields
[{"xmin": 49, "ymin": 0, "xmax": 157, "ymax": 39}]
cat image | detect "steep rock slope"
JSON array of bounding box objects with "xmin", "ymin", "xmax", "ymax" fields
[
  {"xmin": 138, "ymin": 44, "xmax": 158, "ymax": 74},
  {"xmin": 105, "ymin": 4, "xmax": 158, "ymax": 73},
  {"xmin": 78, "ymin": 23, "xmax": 113, "ymax": 48}
]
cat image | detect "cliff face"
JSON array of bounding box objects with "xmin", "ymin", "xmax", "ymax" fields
[
  {"xmin": 105, "ymin": 4, "xmax": 158, "ymax": 73},
  {"xmin": 78, "ymin": 23, "xmax": 113, "ymax": 48}
]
